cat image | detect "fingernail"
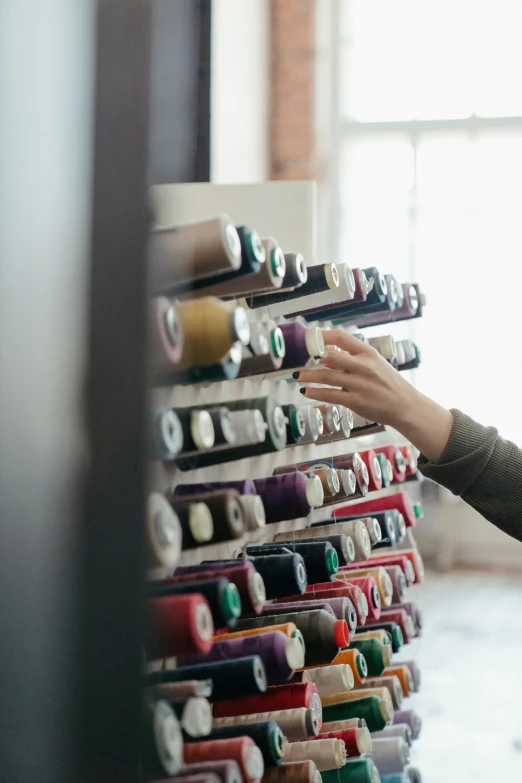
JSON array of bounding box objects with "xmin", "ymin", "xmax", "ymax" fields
[
  {"xmin": 292, "ymin": 372, "xmax": 300, "ymax": 379},
  {"xmin": 299, "ymin": 387, "xmax": 306, "ymax": 395}
]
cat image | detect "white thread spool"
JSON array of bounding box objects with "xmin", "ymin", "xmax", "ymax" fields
[{"xmin": 281, "ymin": 739, "xmax": 346, "ymax": 771}]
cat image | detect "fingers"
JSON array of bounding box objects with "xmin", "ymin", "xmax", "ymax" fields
[
  {"xmin": 294, "ymin": 367, "xmax": 347, "ymax": 388},
  {"xmin": 299, "ymin": 385, "xmax": 351, "ymax": 407},
  {"xmin": 322, "ymin": 329, "xmax": 371, "ymax": 355},
  {"xmin": 318, "ymin": 346, "xmax": 359, "ymax": 372}
]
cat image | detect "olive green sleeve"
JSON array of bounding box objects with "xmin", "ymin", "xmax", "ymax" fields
[{"xmin": 417, "ymin": 409, "xmax": 522, "ymax": 542}]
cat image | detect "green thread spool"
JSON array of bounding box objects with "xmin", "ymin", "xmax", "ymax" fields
[
  {"xmin": 321, "ymin": 758, "xmax": 380, "ymax": 783},
  {"xmin": 349, "ymin": 638, "xmax": 388, "ymax": 677},
  {"xmin": 322, "ymin": 695, "xmax": 388, "ymax": 732}
]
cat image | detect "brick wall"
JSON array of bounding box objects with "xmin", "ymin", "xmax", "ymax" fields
[{"xmin": 270, "ymin": 0, "xmax": 317, "ymax": 180}]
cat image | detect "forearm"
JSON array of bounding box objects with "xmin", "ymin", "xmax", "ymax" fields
[{"xmin": 390, "ymin": 389, "xmax": 454, "ymax": 462}]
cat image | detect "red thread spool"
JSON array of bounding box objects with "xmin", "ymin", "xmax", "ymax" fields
[
  {"xmin": 171, "ymin": 562, "xmax": 265, "ymax": 613},
  {"xmin": 369, "ymin": 549, "xmax": 424, "ymax": 583},
  {"xmin": 183, "ymin": 737, "xmax": 264, "ymax": 783},
  {"xmin": 311, "ymin": 727, "xmax": 370, "ymax": 757},
  {"xmin": 145, "ymin": 593, "xmax": 213, "ymax": 659},
  {"xmin": 359, "ymin": 450, "xmax": 383, "ymax": 493},
  {"xmin": 335, "ymin": 492, "xmax": 416, "ymax": 528},
  {"xmin": 379, "ymin": 608, "xmax": 414, "ymax": 642},
  {"xmin": 399, "ymin": 445, "xmax": 417, "ymax": 477},
  {"xmin": 213, "ymin": 681, "xmax": 320, "ymax": 719},
  {"xmin": 343, "ymin": 576, "xmax": 381, "ymax": 621},
  {"xmin": 374, "ymin": 446, "xmax": 407, "ymax": 484}
]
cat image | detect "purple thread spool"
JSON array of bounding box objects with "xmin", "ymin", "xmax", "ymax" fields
[
  {"xmin": 279, "ymin": 323, "xmax": 324, "ymax": 370},
  {"xmin": 253, "ymin": 473, "xmax": 323, "ymax": 523},
  {"xmin": 260, "ymin": 601, "xmax": 336, "ymax": 618},
  {"xmin": 390, "ymin": 602, "xmax": 422, "ymax": 636},
  {"xmin": 371, "ymin": 736, "xmax": 410, "ymax": 776},
  {"xmin": 393, "ymin": 709, "xmax": 422, "ymax": 740},
  {"xmin": 173, "ymin": 761, "xmax": 243, "ymax": 783},
  {"xmin": 174, "ymin": 479, "xmax": 257, "ymax": 496},
  {"xmin": 177, "ymin": 629, "xmax": 299, "ymax": 684}
]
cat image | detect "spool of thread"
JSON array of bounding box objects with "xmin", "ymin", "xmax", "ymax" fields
[
  {"xmin": 171, "ymin": 697, "xmax": 212, "ymax": 738},
  {"xmin": 393, "ymin": 710, "xmax": 421, "ymax": 740},
  {"xmin": 354, "ymin": 629, "xmax": 392, "ymax": 648},
  {"xmin": 175, "ymin": 479, "xmax": 257, "ymax": 497},
  {"xmin": 359, "ymin": 450, "xmax": 383, "ymax": 492},
  {"xmin": 398, "ymin": 660, "xmax": 421, "ymax": 692},
  {"xmin": 372, "ymin": 724, "xmax": 412, "ymax": 747},
  {"xmin": 172, "ymin": 501, "xmax": 214, "ymax": 549},
  {"xmin": 174, "ymin": 298, "xmax": 250, "ymax": 369},
  {"xmin": 282, "ymin": 739, "xmax": 346, "ymax": 771},
  {"xmin": 263, "ymin": 761, "xmax": 322, "ymax": 783},
  {"xmin": 383, "ymin": 667, "xmax": 414, "ymax": 698},
  {"xmin": 245, "ymin": 541, "xmax": 339, "ymax": 584},
  {"xmin": 334, "ymin": 492, "xmax": 417, "ymax": 528},
  {"xmin": 146, "ymin": 656, "xmax": 267, "ymax": 702},
  {"xmin": 303, "ymin": 520, "xmax": 370, "ymax": 562},
  {"xmin": 311, "ymin": 468, "xmax": 341, "ymax": 499},
  {"xmin": 260, "ymin": 263, "xmax": 339, "ymax": 309},
  {"xmin": 238, "ymin": 609, "xmax": 348, "ymax": 667},
  {"xmin": 147, "ymin": 679, "xmax": 213, "ymax": 701},
  {"xmin": 338, "ymin": 567, "xmax": 393, "ymax": 607},
  {"xmin": 150, "ymin": 297, "xmax": 184, "ymax": 373},
  {"xmin": 213, "ymin": 681, "xmax": 320, "ymax": 720},
  {"xmin": 238, "ymin": 495, "xmax": 267, "ymax": 531},
  {"xmin": 183, "ymin": 736, "xmax": 264, "ymax": 783},
  {"xmin": 142, "ymin": 699, "xmax": 183, "ymax": 777},
  {"xmin": 406, "ymin": 768, "xmax": 422, "ymax": 783},
  {"xmin": 279, "ymin": 323, "xmax": 325, "ymax": 370},
  {"xmin": 273, "ymin": 534, "xmax": 354, "ymax": 566},
  {"xmin": 248, "ymin": 553, "xmax": 308, "ymax": 599},
  {"xmin": 146, "ymin": 594, "xmax": 214, "ymax": 659},
  {"xmin": 214, "ymin": 622, "xmax": 302, "ymax": 644},
  {"xmin": 367, "ymin": 554, "xmax": 415, "ymax": 586},
  {"xmin": 357, "ymin": 676, "xmax": 403, "ymax": 709},
  {"xmin": 342, "ymin": 576, "xmax": 381, "ymax": 620},
  {"xmin": 371, "ymin": 737, "xmax": 410, "ymax": 777},
  {"xmin": 246, "ymin": 253, "xmax": 308, "ymax": 307},
  {"xmin": 214, "ymin": 707, "xmax": 320, "ymax": 742},
  {"xmin": 321, "ymin": 718, "xmax": 366, "ymax": 732},
  {"xmin": 384, "ymin": 566, "xmax": 407, "ymax": 604},
  {"xmin": 147, "ymin": 577, "xmax": 241, "ymax": 629},
  {"xmin": 200, "ymin": 721, "xmax": 284, "ymax": 768},
  {"xmin": 361, "ymin": 517, "xmax": 383, "ymax": 547},
  {"xmin": 350, "ymin": 638, "xmax": 391, "ymax": 676},
  {"xmin": 379, "ymin": 609, "xmax": 414, "ymax": 643},
  {"xmin": 374, "ymin": 446, "xmax": 407, "ymax": 485},
  {"xmin": 368, "ymin": 334, "xmax": 396, "ymax": 360},
  {"xmin": 321, "ymin": 758, "xmax": 380, "ymax": 783},
  {"xmin": 168, "ymin": 491, "xmax": 245, "ymax": 543},
  {"xmin": 167, "ymin": 343, "xmax": 243, "ymax": 386},
  {"xmin": 321, "ymin": 695, "xmax": 390, "ymax": 733},
  {"xmin": 253, "ymin": 473, "xmax": 324, "ymax": 523},
  {"xmin": 228, "ymin": 408, "xmax": 269, "ymax": 447},
  {"xmin": 281, "ymin": 404, "xmax": 308, "ymax": 445},
  {"xmin": 375, "ymin": 453, "xmax": 393, "ymax": 489},
  {"xmin": 399, "ymin": 445, "xmax": 417, "ymax": 477},
  {"xmin": 305, "ymin": 664, "xmax": 354, "ymax": 697},
  {"xmin": 287, "ymin": 264, "xmax": 356, "ymax": 320},
  {"xmin": 297, "ymin": 583, "xmax": 367, "ymax": 627},
  {"xmin": 178, "ymin": 406, "xmax": 237, "ymax": 454},
  {"xmin": 312, "ymin": 727, "xmax": 372, "ymax": 758},
  {"xmin": 146, "ymin": 493, "xmax": 182, "ymax": 574},
  {"xmin": 150, "ymin": 408, "xmax": 184, "ymax": 461},
  {"xmin": 369, "ymin": 550, "xmax": 424, "ymax": 584},
  {"xmin": 354, "ymin": 282, "xmax": 420, "ymax": 329},
  {"xmin": 265, "ymin": 599, "xmax": 356, "ymax": 636},
  {"xmin": 359, "ymin": 623, "xmax": 403, "ymax": 653},
  {"xmin": 175, "ymin": 763, "xmax": 242, "ymax": 783},
  {"xmin": 239, "ymin": 326, "xmax": 286, "ymax": 377},
  {"xmin": 317, "ymin": 649, "xmax": 368, "ymax": 685},
  {"xmin": 317, "ymin": 404, "xmax": 341, "ymax": 435},
  {"xmin": 178, "ymin": 629, "xmax": 303, "ymax": 684},
  {"xmin": 312, "ymin": 268, "xmax": 370, "ymax": 321},
  {"xmin": 173, "ymin": 561, "xmax": 266, "ymax": 615},
  {"xmin": 255, "ymin": 237, "xmax": 287, "ymax": 293},
  {"xmin": 298, "ymin": 404, "xmax": 324, "ymax": 443},
  {"xmin": 366, "ymin": 512, "xmax": 398, "ymax": 549}
]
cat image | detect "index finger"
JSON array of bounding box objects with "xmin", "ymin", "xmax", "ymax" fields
[{"xmin": 322, "ymin": 328, "xmax": 371, "ymax": 355}]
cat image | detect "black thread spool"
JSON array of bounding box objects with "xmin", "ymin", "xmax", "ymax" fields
[
  {"xmin": 281, "ymin": 403, "xmax": 307, "ymax": 446},
  {"xmin": 245, "ymin": 541, "xmax": 338, "ymax": 584},
  {"xmin": 145, "ymin": 656, "xmax": 267, "ymax": 702},
  {"xmin": 248, "ymin": 554, "xmax": 307, "ymax": 599},
  {"xmin": 141, "ymin": 699, "xmax": 183, "ymax": 777},
  {"xmin": 173, "ymin": 407, "xmax": 238, "ymax": 472},
  {"xmin": 146, "ymin": 576, "xmax": 240, "ymax": 629},
  {"xmin": 245, "ymin": 253, "xmax": 308, "ymax": 308},
  {"xmin": 150, "ymin": 408, "xmax": 184, "ymax": 461},
  {"xmin": 369, "ymin": 512, "xmax": 398, "ymax": 549},
  {"xmin": 274, "ymin": 534, "xmax": 354, "ymax": 566},
  {"xmin": 235, "ymin": 609, "xmax": 347, "ymax": 666},
  {"xmin": 175, "ymin": 396, "xmax": 287, "ymax": 470},
  {"xmin": 171, "ymin": 500, "xmax": 214, "ymax": 549},
  {"xmin": 175, "ymin": 764, "xmax": 242, "ymax": 783},
  {"xmin": 191, "ymin": 721, "xmax": 284, "ymax": 768},
  {"xmin": 168, "ymin": 490, "xmax": 245, "ymax": 542}
]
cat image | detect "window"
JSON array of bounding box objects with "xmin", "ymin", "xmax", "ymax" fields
[{"xmin": 337, "ymin": 0, "xmax": 522, "ymax": 442}]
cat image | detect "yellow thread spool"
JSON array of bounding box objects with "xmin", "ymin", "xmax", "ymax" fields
[{"xmin": 175, "ymin": 298, "xmax": 250, "ymax": 369}]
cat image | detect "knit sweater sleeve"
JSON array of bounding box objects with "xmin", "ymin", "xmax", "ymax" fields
[{"xmin": 417, "ymin": 409, "xmax": 522, "ymax": 542}]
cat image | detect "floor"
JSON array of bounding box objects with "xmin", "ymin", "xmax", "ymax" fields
[{"xmin": 396, "ymin": 569, "xmax": 522, "ymax": 782}]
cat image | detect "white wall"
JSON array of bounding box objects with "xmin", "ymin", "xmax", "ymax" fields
[{"xmin": 211, "ymin": 0, "xmax": 270, "ymax": 183}]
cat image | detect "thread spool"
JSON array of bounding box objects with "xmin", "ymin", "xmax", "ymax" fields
[
  {"xmin": 171, "ymin": 502, "xmax": 214, "ymax": 549},
  {"xmin": 319, "ymin": 469, "xmax": 357, "ymax": 507},
  {"xmin": 338, "ymin": 567, "xmax": 393, "ymax": 607},
  {"xmin": 322, "ymin": 687, "xmax": 393, "ymax": 716},
  {"xmin": 279, "ymin": 323, "xmax": 325, "ymax": 370},
  {"xmin": 273, "ymin": 534, "xmax": 354, "ymax": 567},
  {"xmin": 365, "ymin": 512, "xmax": 398, "ymax": 549},
  {"xmin": 173, "ymin": 407, "xmax": 215, "ymax": 455},
  {"xmin": 214, "ymin": 681, "xmax": 321, "ymax": 722},
  {"xmin": 146, "ymin": 594, "xmax": 214, "ymax": 660},
  {"xmin": 384, "ymin": 566, "xmax": 407, "ymax": 604},
  {"xmin": 239, "ymin": 495, "xmax": 267, "ymax": 531},
  {"xmin": 371, "ymin": 737, "xmax": 410, "ymax": 777},
  {"xmin": 245, "ymin": 541, "xmax": 338, "ymax": 584},
  {"xmin": 199, "ymin": 721, "xmax": 284, "ymax": 768},
  {"xmin": 236, "ymin": 609, "xmax": 348, "ymax": 667},
  {"xmin": 146, "ymin": 656, "xmax": 267, "ymax": 702},
  {"xmin": 342, "ymin": 576, "xmax": 381, "ymax": 621},
  {"xmin": 354, "ymin": 629, "xmax": 393, "ymax": 649},
  {"xmin": 305, "ymin": 664, "xmax": 354, "ymax": 697},
  {"xmin": 264, "ymin": 599, "xmax": 355, "ymax": 636},
  {"xmin": 150, "ymin": 297, "xmax": 184, "ymax": 374},
  {"xmin": 239, "ymin": 325, "xmax": 286, "ymax": 377},
  {"xmin": 375, "ymin": 453, "xmax": 393, "ymax": 489},
  {"xmin": 175, "ymin": 479, "xmax": 257, "ymax": 497},
  {"xmin": 332, "ymin": 452, "xmax": 369, "ymax": 498},
  {"xmin": 168, "ymin": 343, "xmax": 243, "ymax": 386},
  {"xmin": 263, "ymin": 761, "xmax": 322, "ymax": 783},
  {"xmin": 321, "ymin": 719, "xmax": 365, "ymax": 732},
  {"xmin": 406, "ymin": 769, "xmax": 422, "ymax": 783},
  {"xmin": 335, "ymin": 491, "xmax": 417, "ymax": 528},
  {"xmin": 285, "ymin": 264, "xmax": 356, "ymax": 319},
  {"xmin": 369, "ymin": 550, "xmax": 424, "ymax": 583},
  {"xmin": 183, "ymin": 736, "xmax": 265, "ymax": 783},
  {"xmin": 228, "ymin": 409, "xmax": 269, "ymax": 446},
  {"xmin": 313, "ymin": 268, "xmax": 371, "ymax": 322},
  {"xmin": 173, "ymin": 561, "xmax": 266, "ymax": 615},
  {"xmin": 248, "ymin": 553, "xmax": 308, "ymax": 599},
  {"xmin": 176, "ymin": 763, "xmax": 243, "ymax": 783},
  {"xmin": 214, "ymin": 707, "xmax": 320, "ymax": 742},
  {"xmin": 398, "ymin": 660, "xmax": 421, "ymax": 692},
  {"xmin": 357, "ymin": 676, "xmax": 403, "ymax": 710},
  {"xmin": 316, "ymin": 406, "xmax": 353, "ymax": 446},
  {"xmin": 312, "ymin": 727, "xmax": 372, "ymax": 758},
  {"xmin": 142, "ymin": 699, "xmax": 183, "ymax": 777},
  {"xmin": 321, "ymin": 758, "xmax": 380, "ymax": 783},
  {"xmin": 214, "ymin": 621, "xmax": 302, "ymax": 644},
  {"xmin": 296, "ymin": 583, "xmax": 367, "ymax": 627},
  {"xmin": 367, "ymin": 554, "xmax": 415, "ymax": 586},
  {"xmin": 146, "ymin": 493, "xmax": 182, "ymax": 574},
  {"xmin": 359, "ymin": 450, "xmax": 383, "ymax": 493},
  {"xmin": 147, "ymin": 679, "xmax": 213, "ymax": 701},
  {"xmin": 315, "ymin": 649, "xmax": 368, "ymax": 685},
  {"xmin": 167, "ymin": 491, "xmax": 245, "ymax": 543},
  {"xmin": 317, "ymin": 404, "xmax": 341, "ymax": 435},
  {"xmin": 253, "ymin": 473, "xmax": 324, "ymax": 523},
  {"xmin": 321, "ymin": 695, "xmax": 391, "ymax": 733},
  {"xmin": 312, "ymin": 467, "xmax": 341, "ymax": 499},
  {"xmin": 148, "ymin": 577, "xmax": 241, "ymax": 629},
  {"xmin": 361, "ymin": 517, "xmax": 383, "ymax": 547},
  {"xmin": 350, "ymin": 638, "xmax": 391, "ymax": 676},
  {"xmin": 393, "ymin": 710, "xmax": 421, "ymax": 740},
  {"xmin": 255, "ymin": 237, "xmax": 287, "ymax": 293},
  {"xmin": 359, "ymin": 623, "xmax": 403, "ymax": 653},
  {"xmin": 372, "ymin": 724, "xmax": 412, "ymax": 747},
  {"xmin": 298, "ymin": 404, "xmax": 324, "ymax": 443},
  {"xmin": 258, "ymin": 263, "xmax": 339, "ymax": 309},
  {"xmin": 383, "ymin": 667, "xmax": 414, "ymax": 698},
  {"xmin": 171, "ymin": 697, "xmax": 212, "ymax": 738},
  {"xmin": 374, "ymin": 447, "xmax": 407, "ymax": 485},
  {"xmin": 150, "ymin": 215, "xmax": 242, "ymax": 292},
  {"xmin": 246, "ymin": 253, "xmax": 308, "ymax": 307},
  {"xmin": 280, "ymin": 404, "xmax": 307, "ymax": 445},
  {"xmin": 379, "ymin": 609, "xmax": 415, "ymax": 643},
  {"xmin": 151, "ymin": 408, "xmax": 184, "ymax": 461},
  {"xmin": 173, "ymin": 298, "xmax": 249, "ymax": 369},
  {"xmin": 290, "ymin": 520, "xmax": 370, "ymax": 562},
  {"xmin": 282, "ymin": 739, "xmax": 346, "ymax": 771},
  {"xmin": 368, "ymin": 335, "xmax": 396, "ymax": 360}
]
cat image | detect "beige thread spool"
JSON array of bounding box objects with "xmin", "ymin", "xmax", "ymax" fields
[
  {"xmin": 361, "ymin": 517, "xmax": 382, "ymax": 546},
  {"xmin": 178, "ymin": 697, "xmax": 213, "ymax": 738},
  {"xmin": 368, "ymin": 335, "xmax": 397, "ymax": 360},
  {"xmin": 305, "ymin": 664, "xmax": 354, "ymax": 697},
  {"xmin": 320, "ymin": 718, "xmax": 363, "ymax": 733},
  {"xmin": 213, "ymin": 707, "xmax": 320, "ymax": 741},
  {"xmin": 238, "ymin": 494, "xmax": 266, "ymax": 531},
  {"xmin": 175, "ymin": 298, "xmax": 250, "ymax": 369},
  {"xmin": 337, "ymin": 566, "xmax": 393, "ymax": 607},
  {"xmin": 281, "ymin": 739, "xmax": 346, "ymax": 771},
  {"xmin": 263, "ymin": 760, "xmax": 322, "ymax": 783},
  {"xmin": 327, "ymin": 519, "xmax": 371, "ymax": 562},
  {"xmin": 322, "ymin": 469, "xmax": 357, "ymax": 507},
  {"xmin": 147, "ymin": 679, "xmax": 213, "ymax": 700},
  {"xmin": 146, "ymin": 493, "xmax": 182, "ymax": 575},
  {"xmin": 356, "ymin": 676, "xmax": 403, "ymax": 709},
  {"xmin": 316, "ymin": 404, "xmax": 341, "ymax": 435},
  {"xmin": 150, "ymin": 214, "xmax": 242, "ymax": 293},
  {"xmin": 312, "ymin": 467, "xmax": 341, "ymax": 499}
]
